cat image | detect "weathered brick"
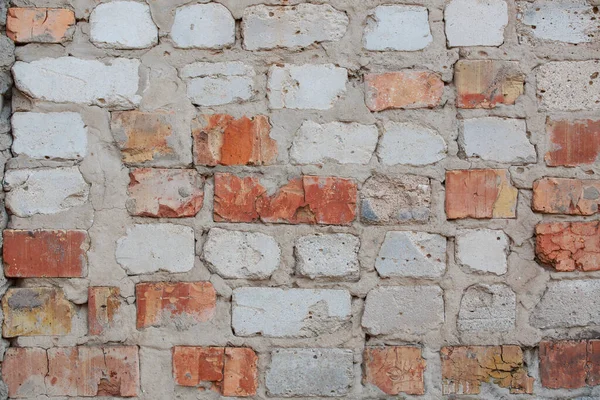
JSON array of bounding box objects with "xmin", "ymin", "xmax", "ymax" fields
[
  {"xmin": 171, "ymin": 3, "xmax": 234, "ymax": 49},
  {"xmin": 4, "ymin": 167, "xmax": 90, "ymax": 217},
  {"xmin": 365, "ymin": 71, "xmax": 443, "ymax": 111},
  {"xmin": 90, "ymin": 1, "xmax": 158, "ymax": 49},
  {"xmin": 192, "ymin": 114, "xmax": 276, "ymax": 166},
  {"xmin": 232, "ymin": 287, "xmax": 351, "ymax": 337},
  {"xmin": 88, "ymin": 287, "xmax": 121, "ymax": 336},
  {"xmin": 531, "ymin": 280, "xmax": 600, "ymax": 328},
  {"xmin": 7, "ymin": 8, "xmax": 75, "ymax": 43},
  {"xmin": 268, "ymin": 64, "xmax": 347, "ymax": 110},
  {"xmin": 445, "ymin": 169, "xmax": 517, "ymax": 219},
  {"xmin": 536, "ymin": 221, "xmax": 600, "ymax": 272},
  {"xmin": 214, "ymin": 173, "xmax": 357, "ymax": 225},
  {"xmin": 455, "ymin": 229, "xmax": 509, "ymax": 275},
  {"xmin": 545, "ymin": 119, "xmax": 600, "ymax": 166},
  {"xmin": 2, "ymin": 347, "xmax": 47, "ymax": 398},
  {"xmin": 223, "ymin": 348, "xmax": 258, "ymax": 397},
  {"xmin": 203, "ymin": 228, "xmax": 280, "ymax": 279},
  {"xmin": 537, "ymin": 61, "xmax": 600, "ymax": 111},
  {"xmin": 441, "ymin": 346, "xmax": 533, "ymax": 394},
  {"xmin": 295, "ymin": 233, "xmax": 360, "ymax": 279},
  {"xmin": 533, "ymin": 178, "xmax": 600, "ymax": 215},
  {"xmin": 290, "ymin": 121, "xmax": 378, "ymax": 165},
  {"xmin": 539, "ymin": 341, "xmax": 588, "ymax": 389},
  {"xmin": 266, "ymin": 349, "xmax": 353, "ymax": 397},
  {"xmin": 445, "ymin": 0, "xmax": 508, "ymax": 47},
  {"xmin": 242, "ymin": 4, "xmax": 348, "ymax": 50},
  {"xmin": 111, "ymin": 111, "xmax": 192, "ymax": 167},
  {"xmin": 378, "ymin": 122, "xmax": 446, "ymax": 166},
  {"xmin": 362, "ymin": 286, "xmax": 444, "ymax": 335},
  {"xmin": 2, "ymin": 288, "xmax": 74, "ymax": 337},
  {"xmin": 136, "ymin": 282, "xmax": 216, "ymax": 329},
  {"xmin": 455, "ymin": 60, "xmax": 524, "ymax": 108},
  {"xmin": 364, "ymin": 346, "xmax": 426, "ymax": 395},
  {"xmin": 3, "ymin": 229, "xmax": 88, "ymax": 278},
  {"xmin": 364, "ymin": 5, "xmax": 432, "ymax": 51},
  {"xmin": 12, "ymin": 57, "xmax": 141, "ymax": 108},
  {"xmin": 127, "ymin": 168, "xmax": 204, "ymax": 217},
  {"xmin": 458, "ymin": 284, "xmax": 515, "ymax": 332},
  {"xmin": 361, "ymin": 174, "xmax": 431, "ymax": 224}
]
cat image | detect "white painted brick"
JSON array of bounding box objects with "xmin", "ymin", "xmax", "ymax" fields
[
  {"xmin": 203, "ymin": 228, "xmax": 280, "ymax": 279},
  {"xmin": 171, "ymin": 3, "xmax": 234, "ymax": 49},
  {"xmin": 90, "ymin": 1, "xmax": 158, "ymax": 49},
  {"xmin": 532, "ymin": 280, "xmax": 600, "ymax": 328},
  {"xmin": 295, "ymin": 234, "xmax": 359, "ymax": 279},
  {"xmin": 445, "ymin": 0, "xmax": 508, "ymax": 47},
  {"xmin": 375, "ymin": 231, "xmax": 446, "ymax": 278},
  {"xmin": 458, "ymin": 284, "xmax": 515, "ymax": 332},
  {"xmin": 519, "ymin": 0, "xmax": 599, "ymax": 44},
  {"xmin": 232, "ymin": 287, "xmax": 351, "ymax": 337},
  {"xmin": 182, "ymin": 61, "xmax": 255, "ymax": 106},
  {"xmin": 242, "ymin": 4, "xmax": 348, "ymax": 50},
  {"xmin": 378, "ymin": 122, "xmax": 446, "ymax": 166},
  {"xmin": 537, "ymin": 61, "xmax": 600, "ymax": 111},
  {"xmin": 364, "ymin": 5, "xmax": 432, "ymax": 51},
  {"xmin": 4, "ymin": 167, "xmax": 89, "ymax": 217},
  {"xmin": 362, "ymin": 286, "xmax": 444, "ymax": 335},
  {"xmin": 266, "ymin": 349, "xmax": 353, "ymax": 397},
  {"xmin": 115, "ymin": 224, "xmax": 195, "ymax": 275},
  {"xmin": 289, "ymin": 121, "xmax": 378, "ymax": 165},
  {"xmin": 12, "ymin": 112, "xmax": 87, "ymax": 160},
  {"xmin": 268, "ymin": 64, "xmax": 347, "ymax": 110},
  {"xmin": 462, "ymin": 117, "xmax": 536, "ymax": 163},
  {"xmin": 12, "ymin": 57, "xmax": 141, "ymax": 109},
  {"xmin": 455, "ymin": 229, "xmax": 509, "ymax": 275}
]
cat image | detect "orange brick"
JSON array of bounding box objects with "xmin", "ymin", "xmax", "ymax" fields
[
  {"xmin": 539, "ymin": 341, "xmax": 587, "ymax": 389},
  {"xmin": 545, "ymin": 119, "xmax": 600, "ymax": 167},
  {"xmin": 88, "ymin": 287, "xmax": 121, "ymax": 336},
  {"xmin": 364, "ymin": 346, "xmax": 426, "ymax": 395},
  {"xmin": 535, "ymin": 221, "xmax": 600, "ymax": 272},
  {"xmin": 365, "ymin": 71, "xmax": 443, "ymax": 111},
  {"xmin": 223, "ymin": 348, "xmax": 258, "ymax": 397},
  {"xmin": 7, "ymin": 8, "xmax": 75, "ymax": 43},
  {"xmin": 533, "ymin": 178, "xmax": 600, "ymax": 215},
  {"xmin": 2, "ymin": 347, "xmax": 48, "ymax": 398}
]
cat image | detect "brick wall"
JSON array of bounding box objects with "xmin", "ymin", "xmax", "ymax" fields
[{"xmin": 1, "ymin": 0, "xmax": 599, "ymax": 398}]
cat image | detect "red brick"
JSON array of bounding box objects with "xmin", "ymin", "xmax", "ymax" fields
[
  {"xmin": 539, "ymin": 341, "xmax": 587, "ymax": 389},
  {"xmin": 3, "ymin": 229, "xmax": 88, "ymax": 278},
  {"xmin": 445, "ymin": 169, "xmax": 518, "ymax": 219},
  {"xmin": 441, "ymin": 346, "xmax": 534, "ymax": 395},
  {"xmin": 136, "ymin": 282, "xmax": 216, "ymax": 329},
  {"xmin": 223, "ymin": 348, "xmax": 258, "ymax": 397},
  {"xmin": 455, "ymin": 60, "xmax": 523, "ymax": 109},
  {"xmin": 192, "ymin": 114, "xmax": 277, "ymax": 166},
  {"xmin": 364, "ymin": 71, "xmax": 443, "ymax": 111},
  {"xmin": 88, "ymin": 287, "xmax": 121, "ymax": 336},
  {"xmin": 587, "ymin": 340, "xmax": 600, "ymax": 386},
  {"xmin": 7, "ymin": 8, "xmax": 75, "ymax": 43},
  {"xmin": 364, "ymin": 346, "xmax": 426, "ymax": 395},
  {"xmin": 127, "ymin": 168, "xmax": 204, "ymax": 217},
  {"xmin": 214, "ymin": 173, "xmax": 357, "ymax": 225},
  {"xmin": 545, "ymin": 119, "xmax": 600, "ymax": 167},
  {"xmin": 533, "ymin": 178, "xmax": 600, "ymax": 215},
  {"xmin": 2, "ymin": 347, "xmax": 48, "ymax": 398},
  {"xmin": 535, "ymin": 221, "xmax": 600, "ymax": 272}
]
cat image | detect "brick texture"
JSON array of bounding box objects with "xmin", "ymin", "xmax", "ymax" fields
[
  {"xmin": 364, "ymin": 346, "xmax": 426, "ymax": 395},
  {"xmin": 7, "ymin": 8, "xmax": 75, "ymax": 43},
  {"xmin": 545, "ymin": 119, "xmax": 600, "ymax": 166},
  {"xmin": 364, "ymin": 71, "xmax": 444, "ymax": 111},
  {"xmin": 533, "ymin": 178, "xmax": 600, "ymax": 215},
  {"xmin": 539, "ymin": 340, "xmax": 600, "ymax": 389}
]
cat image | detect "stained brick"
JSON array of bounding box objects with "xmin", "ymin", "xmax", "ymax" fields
[
  {"xmin": 127, "ymin": 168, "xmax": 204, "ymax": 217},
  {"xmin": 7, "ymin": 8, "xmax": 75, "ymax": 43},
  {"xmin": 441, "ymin": 346, "xmax": 534, "ymax": 395},
  {"xmin": 88, "ymin": 287, "xmax": 121, "ymax": 336},
  {"xmin": 223, "ymin": 348, "xmax": 258, "ymax": 397},
  {"xmin": 3, "ymin": 229, "xmax": 88, "ymax": 278},
  {"xmin": 364, "ymin": 346, "xmax": 426, "ymax": 395},
  {"xmin": 539, "ymin": 341, "xmax": 587, "ymax": 389},
  {"xmin": 214, "ymin": 173, "xmax": 357, "ymax": 225},
  {"xmin": 445, "ymin": 169, "xmax": 517, "ymax": 219},
  {"xmin": 364, "ymin": 71, "xmax": 443, "ymax": 112},
  {"xmin": 533, "ymin": 178, "xmax": 600, "ymax": 215},
  {"xmin": 2, "ymin": 347, "xmax": 48, "ymax": 398},
  {"xmin": 545, "ymin": 119, "xmax": 600, "ymax": 167},
  {"xmin": 192, "ymin": 114, "xmax": 276, "ymax": 166},
  {"xmin": 136, "ymin": 282, "xmax": 216, "ymax": 329},
  {"xmin": 535, "ymin": 221, "xmax": 600, "ymax": 272}
]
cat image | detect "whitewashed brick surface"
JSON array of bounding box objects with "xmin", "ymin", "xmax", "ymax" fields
[
  {"xmin": 182, "ymin": 61, "xmax": 255, "ymax": 106},
  {"xmin": 90, "ymin": 1, "xmax": 158, "ymax": 49},
  {"xmin": 295, "ymin": 234, "xmax": 360, "ymax": 279},
  {"xmin": 458, "ymin": 284, "xmax": 516, "ymax": 332},
  {"xmin": 445, "ymin": 0, "xmax": 508, "ymax": 47},
  {"xmin": 455, "ymin": 229, "xmax": 509, "ymax": 275},
  {"xmin": 171, "ymin": 3, "xmax": 235, "ymax": 49},
  {"xmin": 364, "ymin": 5, "xmax": 432, "ymax": 51},
  {"xmin": 378, "ymin": 122, "xmax": 446, "ymax": 166},
  {"xmin": 532, "ymin": 280, "xmax": 600, "ymax": 328}
]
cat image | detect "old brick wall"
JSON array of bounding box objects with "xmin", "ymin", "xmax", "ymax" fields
[{"xmin": 0, "ymin": 0, "xmax": 599, "ymax": 398}]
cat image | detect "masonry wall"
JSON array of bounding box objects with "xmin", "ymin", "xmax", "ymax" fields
[{"xmin": 0, "ymin": 0, "xmax": 599, "ymax": 398}]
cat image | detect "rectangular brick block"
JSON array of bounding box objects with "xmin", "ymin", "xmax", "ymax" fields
[
  {"xmin": 545, "ymin": 119, "xmax": 600, "ymax": 166},
  {"xmin": 364, "ymin": 346, "xmax": 426, "ymax": 395},
  {"xmin": 535, "ymin": 221, "xmax": 600, "ymax": 272},
  {"xmin": 88, "ymin": 287, "xmax": 121, "ymax": 336},
  {"xmin": 7, "ymin": 8, "xmax": 75, "ymax": 43},
  {"xmin": 136, "ymin": 282, "xmax": 216, "ymax": 329},
  {"xmin": 533, "ymin": 178, "xmax": 600, "ymax": 215},
  {"xmin": 445, "ymin": 169, "xmax": 518, "ymax": 219},
  {"xmin": 365, "ymin": 71, "xmax": 443, "ymax": 111},
  {"xmin": 172, "ymin": 346, "xmax": 258, "ymax": 396},
  {"xmin": 2, "ymin": 288, "xmax": 74, "ymax": 337},
  {"xmin": 3, "ymin": 229, "xmax": 88, "ymax": 278},
  {"xmin": 539, "ymin": 340, "xmax": 588, "ymax": 389},
  {"xmin": 441, "ymin": 346, "xmax": 534, "ymax": 395},
  {"xmin": 214, "ymin": 173, "xmax": 357, "ymax": 225},
  {"xmin": 2, "ymin": 347, "xmax": 47, "ymax": 398}
]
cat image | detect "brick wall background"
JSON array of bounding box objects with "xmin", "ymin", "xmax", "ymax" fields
[{"xmin": 0, "ymin": 0, "xmax": 599, "ymax": 398}]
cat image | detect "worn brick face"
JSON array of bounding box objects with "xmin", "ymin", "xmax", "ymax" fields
[
  {"xmin": 7, "ymin": 8, "xmax": 75, "ymax": 43},
  {"xmin": 88, "ymin": 287, "xmax": 121, "ymax": 336},
  {"xmin": 364, "ymin": 71, "xmax": 443, "ymax": 111},
  {"xmin": 535, "ymin": 221, "xmax": 600, "ymax": 272},
  {"xmin": 545, "ymin": 119, "xmax": 600, "ymax": 166},
  {"xmin": 3, "ymin": 229, "xmax": 88, "ymax": 278},
  {"xmin": 2, "ymin": 347, "xmax": 48, "ymax": 398},
  {"xmin": 533, "ymin": 178, "xmax": 600, "ymax": 215},
  {"xmin": 455, "ymin": 60, "xmax": 523, "ymax": 108},
  {"xmin": 136, "ymin": 282, "xmax": 216, "ymax": 329},
  {"xmin": 364, "ymin": 346, "xmax": 426, "ymax": 395},
  {"xmin": 222, "ymin": 348, "xmax": 259, "ymax": 397}
]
